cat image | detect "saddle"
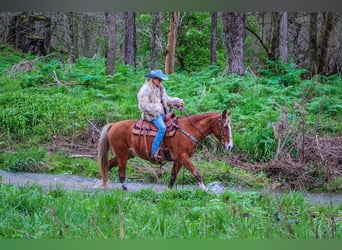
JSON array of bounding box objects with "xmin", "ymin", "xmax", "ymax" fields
[{"xmin": 132, "ymin": 112, "xmax": 178, "ymax": 137}]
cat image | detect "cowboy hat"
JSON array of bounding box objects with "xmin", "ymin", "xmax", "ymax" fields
[{"xmin": 144, "ymin": 69, "xmax": 169, "ymax": 80}]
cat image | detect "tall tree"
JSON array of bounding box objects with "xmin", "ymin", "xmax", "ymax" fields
[
  {"xmin": 279, "ymin": 12, "xmax": 288, "ymax": 64},
  {"xmin": 105, "ymin": 12, "xmax": 117, "ymax": 76},
  {"xmin": 288, "ymin": 13, "xmax": 302, "ymax": 65},
  {"xmin": 270, "ymin": 12, "xmax": 280, "ymax": 61},
  {"xmin": 318, "ymin": 12, "xmax": 335, "ymax": 75},
  {"xmin": 82, "ymin": 13, "xmax": 92, "ymax": 58},
  {"xmin": 270, "ymin": 12, "xmax": 288, "ymax": 63},
  {"xmin": 164, "ymin": 12, "xmax": 180, "ymax": 74},
  {"xmin": 64, "ymin": 12, "xmax": 77, "ymax": 63},
  {"xmin": 222, "ymin": 12, "xmax": 246, "ymax": 75},
  {"xmin": 150, "ymin": 12, "xmax": 162, "ymax": 70},
  {"xmin": 123, "ymin": 12, "xmax": 136, "ymax": 68},
  {"xmin": 210, "ymin": 12, "xmax": 218, "ymax": 65},
  {"xmin": 1, "ymin": 12, "xmax": 11, "ymax": 43},
  {"xmin": 309, "ymin": 12, "xmax": 318, "ymax": 75}
]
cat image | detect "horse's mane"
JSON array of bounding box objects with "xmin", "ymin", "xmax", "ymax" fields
[{"xmin": 179, "ymin": 112, "xmax": 219, "ymax": 122}]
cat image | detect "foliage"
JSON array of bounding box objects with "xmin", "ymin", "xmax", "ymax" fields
[
  {"xmin": 0, "ymin": 184, "xmax": 340, "ymax": 239},
  {"xmin": 258, "ymin": 60, "xmax": 308, "ymax": 86},
  {"xmin": 177, "ymin": 13, "xmax": 225, "ymax": 71}
]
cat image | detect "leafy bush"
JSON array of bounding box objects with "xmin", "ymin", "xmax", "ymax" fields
[{"xmin": 258, "ymin": 60, "xmax": 308, "ymax": 86}]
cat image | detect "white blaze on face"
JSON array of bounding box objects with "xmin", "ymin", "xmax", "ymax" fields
[{"xmin": 224, "ymin": 113, "xmax": 233, "ymax": 150}]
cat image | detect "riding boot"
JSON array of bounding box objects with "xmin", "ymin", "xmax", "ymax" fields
[{"xmin": 150, "ymin": 150, "xmax": 163, "ymax": 163}]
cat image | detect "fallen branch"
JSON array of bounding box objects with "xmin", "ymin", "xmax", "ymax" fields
[
  {"xmin": 8, "ymin": 53, "xmax": 55, "ymax": 74},
  {"xmin": 53, "ymin": 70, "xmax": 62, "ymax": 85}
]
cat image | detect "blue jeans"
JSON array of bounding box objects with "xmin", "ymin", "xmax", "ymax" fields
[{"xmin": 151, "ymin": 114, "xmax": 166, "ymax": 154}]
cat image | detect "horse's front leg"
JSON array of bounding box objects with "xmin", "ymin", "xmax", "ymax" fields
[
  {"xmin": 168, "ymin": 161, "xmax": 182, "ymax": 189},
  {"xmin": 179, "ymin": 154, "xmax": 207, "ymax": 191}
]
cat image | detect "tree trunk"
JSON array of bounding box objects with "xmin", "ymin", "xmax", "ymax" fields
[
  {"xmin": 279, "ymin": 12, "xmax": 288, "ymax": 64},
  {"xmin": 105, "ymin": 12, "xmax": 117, "ymax": 76},
  {"xmin": 222, "ymin": 12, "xmax": 245, "ymax": 75},
  {"xmin": 318, "ymin": 12, "xmax": 334, "ymax": 75},
  {"xmin": 291, "ymin": 15, "xmax": 302, "ymax": 65},
  {"xmin": 309, "ymin": 12, "xmax": 318, "ymax": 75},
  {"xmin": 164, "ymin": 12, "xmax": 180, "ymax": 74},
  {"xmin": 150, "ymin": 12, "xmax": 162, "ymax": 70},
  {"xmin": 65, "ymin": 12, "xmax": 77, "ymax": 63},
  {"xmin": 124, "ymin": 12, "xmax": 136, "ymax": 68},
  {"xmin": 2, "ymin": 12, "xmax": 11, "ymax": 43},
  {"xmin": 270, "ymin": 12, "xmax": 280, "ymax": 61},
  {"xmin": 210, "ymin": 12, "xmax": 218, "ymax": 65},
  {"xmin": 82, "ymin": 13, "xmax": 91, "ymax": 58}
]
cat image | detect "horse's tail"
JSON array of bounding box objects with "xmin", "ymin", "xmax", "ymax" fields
[{"xmin": 98, "ymin": 124, "xmax": 112, "ymax": 187}]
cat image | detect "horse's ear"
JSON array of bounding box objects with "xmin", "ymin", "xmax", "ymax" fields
[{"xmin": 222, "ymin": 109, "xmax": 227, "ymax": 116}]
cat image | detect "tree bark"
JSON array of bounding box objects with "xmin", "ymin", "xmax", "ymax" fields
[
  {"xmin": 65, "ymin": 12, "xmax": 77, "ymax": 63},
  {"xmin": 150, "ymin": 12, "xmax": 162, "ymax": 70},
  {"xmin": 309, "ymin": 12, "xmax": 318, "ymax": 75},
  {"xmin": 210, "ymin": 12, "xmax": 218, "ymax": 65},
  {"xmin": 222, "ymin": 12, "xmax": 246, "ymax": 75},
  {"xmin": 105, "ymin": 12, "xmax": 117, "ymax": 76},
  {"xmin": 82, "ymin": 13, "xmax": 92, "ymax": 58},
  {"xmin": 270, "ymin": 12, "xmax": 280, "ymax": 61},
  {"xmin": 1, "ymin": 12, "xmax": 11, "ymax": 43},
  {"xmin": 318, "ymin": 12, "xmax": 334, "ymax": 75},
  {"xmin": 164, "ymin": 12, "xmax": 180, "ymax": 74},
  {"xmin": 290, "ymin": 14, "xmax": 302, "ymax": 65},
  {"xmin": 124, "ymin": 12, "xmax": 136, "ymax": 68},
  {"xmin": 279, "ymin": 12, "xmax": 288, "ymax": 64}
]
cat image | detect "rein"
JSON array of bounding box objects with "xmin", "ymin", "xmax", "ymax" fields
[
  {"xmin": 174, "ymin": 109, "xmax": 225, "ymax": 146},
  {"xmin": 181, "ymin": 109, "xmax": 206, "ymax": 138}
]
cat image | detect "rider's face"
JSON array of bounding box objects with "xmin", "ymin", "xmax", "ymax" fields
[{"xmin": 152, "ymin": 78, "xmax": 162, "ymax": 87}]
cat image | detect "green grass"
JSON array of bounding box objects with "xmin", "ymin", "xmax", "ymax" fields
[{"xmin": 0, "ymin": 184, "xmax": 340, "ymax": 239}]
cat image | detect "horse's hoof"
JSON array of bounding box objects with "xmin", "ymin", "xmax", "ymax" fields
[
  {"xmin": 121, "ymin": 185, "xmax": 128, "ymax": 191},
  {"xmin": 199, "ymin": 183, "xmax": 207, "ymax": 192}
]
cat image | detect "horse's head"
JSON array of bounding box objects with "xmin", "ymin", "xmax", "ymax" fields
[{"xmin": 215, "ymin": 109, "xmax": 233, "ymax": 151}]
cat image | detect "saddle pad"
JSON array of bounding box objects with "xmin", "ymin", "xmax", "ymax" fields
[{"xmin": 132, "ymin": 119, "xmax": 176, "ymax": 137}]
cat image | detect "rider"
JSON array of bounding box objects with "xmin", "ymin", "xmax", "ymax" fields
[{"xmin": 137, "ymin": 69, "xmax": 184, "ymax": 162}]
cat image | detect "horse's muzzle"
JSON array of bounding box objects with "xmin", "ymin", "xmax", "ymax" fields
[{"xmin": 224, "ymin": 143, "xmax": 233, "ymax": 151}]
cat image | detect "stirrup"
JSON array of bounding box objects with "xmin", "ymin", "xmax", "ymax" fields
[{"xmin": 150, "ymin": 152, "xmax": 162, "ymax": 163}]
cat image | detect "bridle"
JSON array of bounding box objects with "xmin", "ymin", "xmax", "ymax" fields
[{"xmin": 177, "ymin": 110, "xmax": 230, "ymax": 148}]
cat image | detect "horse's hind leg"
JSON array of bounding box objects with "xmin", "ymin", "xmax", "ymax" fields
[
  {"xmin": 109, "ymin": 153, "xmax": 133, "ymax": 170},
  {"xmin": 109, "ymin": 157, "xmax": 118, "ymax": 170},
  {"xmin": 117, "ymin": 156, "xmax": 129, "ymax": 191}
]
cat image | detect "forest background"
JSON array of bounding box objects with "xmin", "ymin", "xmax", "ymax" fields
[
  {"xmin": 0, "ymin": 11, "xmax": 341, "ymax": 190},
  {"xmin": 0, "ymin": 11, "xmax": 341, "ymax": 239}
]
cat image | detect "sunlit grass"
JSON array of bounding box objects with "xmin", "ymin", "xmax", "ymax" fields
[{"xmin": 0, "ymin": 184, "xmax": 340, "ymax": 239}]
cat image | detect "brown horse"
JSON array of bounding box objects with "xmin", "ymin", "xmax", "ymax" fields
[{"xmin": 98, "ymin": 110, "xmax": 233, "ymax": 191}]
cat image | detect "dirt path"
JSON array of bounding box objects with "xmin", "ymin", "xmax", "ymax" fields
[{"xmin": 1, "ymin": 170, "xmax": 341, "ymax": 205}]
